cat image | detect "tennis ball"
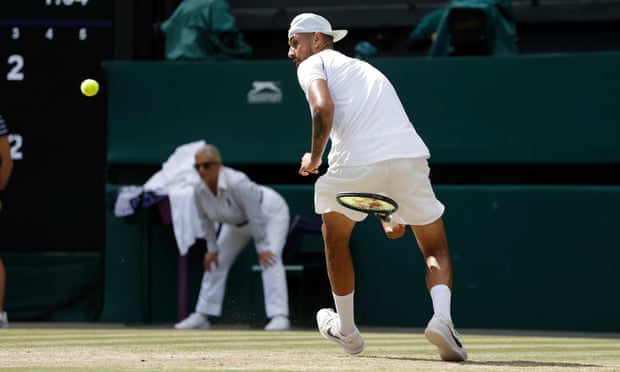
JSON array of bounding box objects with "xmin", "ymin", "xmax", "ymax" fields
[{"xmin": 80, "ymin": 78, "xmax": 99, "ymax": 97}]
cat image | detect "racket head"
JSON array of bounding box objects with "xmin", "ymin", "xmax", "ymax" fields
[{"xmin": 336, "ymin": 192, "xmax": 399, "ymax": 218}]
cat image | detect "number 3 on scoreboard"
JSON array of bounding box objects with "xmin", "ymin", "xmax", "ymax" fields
[{"xmin": 6, "ymin": 54, "xmax": 25, "ymax": 81}]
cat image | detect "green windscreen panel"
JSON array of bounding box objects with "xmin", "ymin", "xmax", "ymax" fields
[
  {"xmin": 105, "ymin": 52, "xmax": 620, "ymax": 165},
  {"xmin": 105, "ymin": 60, "xmax": 309, "ymax": 165},
  {"xmin": 381, "ymin": 52, "xmax": 620, "ymax": 163}
]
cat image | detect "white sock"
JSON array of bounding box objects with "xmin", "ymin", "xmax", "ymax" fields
[
  {"xmin": 333, "ymin": 291, "xmax": 356, "ymax": 336},
  {"xmin": 430, "ymin": 284, "xmax": 452, "ymax": 322}
]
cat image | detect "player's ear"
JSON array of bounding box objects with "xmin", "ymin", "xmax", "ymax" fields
[{"xmin": 313, "ymin": 32, "xmax": 321, "ymax": 47}]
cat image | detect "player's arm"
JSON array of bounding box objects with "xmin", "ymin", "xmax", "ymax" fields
[
  {"xmin": 0, "ymin": 134, "xmax": 14, "ymax": 191},
  {"xmin": 299, "ymin": 78, "xmax": 333, "ymax": 176},
  {"xmin": 193, "ymin": 189, "xmax": 220, "ymax": 271}
]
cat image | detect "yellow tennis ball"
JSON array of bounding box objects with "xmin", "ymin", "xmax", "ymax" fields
[{"xmin": 80, "ymin": 79, "xmax": 99, "ymax": 97}]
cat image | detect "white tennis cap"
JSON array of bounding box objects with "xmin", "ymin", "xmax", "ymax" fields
[{"xmin": 288, "ymin": 13, "xmax": 348, "ymax": 43}]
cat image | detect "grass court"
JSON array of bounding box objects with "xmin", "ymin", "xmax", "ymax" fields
[{"xmin": 1, "ymin": 324, "xmax": 619, "ymax": 371}]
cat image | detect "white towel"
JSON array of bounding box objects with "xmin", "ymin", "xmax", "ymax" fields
[
  {"xmin": 113, "ymin": 185, "xmax": 144, "ymax": 217},
  {"xmin": 143, "ymin": 139, "xmax": 206, "ymax": 255}
]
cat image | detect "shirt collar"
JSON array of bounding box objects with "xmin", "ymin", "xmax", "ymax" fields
[
  {"xmin": 197, "ymin": 166, "xmax": 228, "ymax": 194},
  {"xmin": 216, "ymin": 167, "xmax": 229, "ymax": 191}
]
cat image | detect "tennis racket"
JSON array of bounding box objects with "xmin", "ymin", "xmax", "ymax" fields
[{"xmin": 336, "ymin": 192, "xmax": 398, "ymax": 223}]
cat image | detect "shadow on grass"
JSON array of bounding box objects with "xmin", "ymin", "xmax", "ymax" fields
[{"xmin": 362, "ymin": 355, "xmax": 600, "ymax": 368}]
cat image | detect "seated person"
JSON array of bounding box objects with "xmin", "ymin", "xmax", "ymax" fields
[
  {"xmin": 160, "ymin": 0, "xmax": 252, "ymax": 60},
  {"xmin": 407, "ymin": 0, "xmax": 519, "ymax": 56},
  {"xmin": 175, "ymin": 144, "xmax": 290, "ymax": 331},
  {"xmin": 407, "ymin": 8, "xmax": 445, "ymax": 51}
]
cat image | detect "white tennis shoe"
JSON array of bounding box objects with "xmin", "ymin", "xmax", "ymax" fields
[
  {"xmin": 264, "ymin": 315, "xmax": 290, "ymax": 331},
  {"xmin": 424, "ymin": 314, "xmax": 468, "ymax": 361},
  {"xmin": 174, "ymin": 312, "xmax": 211, "ymax": 330},
  {"xmin": 0, "ymin": 311, "xmax": 8, "ymax": 329},
  {"xmin": 316, "ymin": 308, "xmax": 365, "ymax": 354}
]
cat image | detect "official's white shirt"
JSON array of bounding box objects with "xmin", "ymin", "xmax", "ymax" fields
[
  {"xmin": 193, "ymin": 166, "xmax": 269, "ymax": 253},
  {"xmin": 296, "ymin": 49, "xmax": 430, "ymax": 167},
  {"xmin": 192, "ymin": 166, "xmax": 290, "ymax": 319}
]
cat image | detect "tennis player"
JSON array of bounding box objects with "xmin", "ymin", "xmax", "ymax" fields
[
  {"xmin": 287, "ymin": 13, "xmax": 467, "ymax": 361},
  {"xmin": 0, "ymin": 113, "xmax": 14, "ymax": 329}
]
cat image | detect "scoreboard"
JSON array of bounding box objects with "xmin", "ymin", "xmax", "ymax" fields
[{"xmin": 0, "ymin": 0, "xmax": 114, "ymax": 252}]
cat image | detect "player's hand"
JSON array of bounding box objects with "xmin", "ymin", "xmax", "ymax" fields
[
  {"xmin": 203, "ymin": 252, "xmax": 219, "ymax": 272},
  {"xmin": 299, "ymin": 152, "xmax": 320, "ymax": 176},
  {"xmin": 258, "ymin": 250, "xmax": 278, "ymax": 268},
  {"xmin": 383, "ymin": 222, "xmax": 406, "ymax": 239}
]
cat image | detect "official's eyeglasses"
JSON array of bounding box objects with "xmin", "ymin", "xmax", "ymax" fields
[{"xmin": 194, "ymin": 161, "xmax": 219, "ymax": 171}]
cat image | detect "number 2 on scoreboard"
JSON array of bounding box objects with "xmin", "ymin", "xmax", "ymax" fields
[{"xmin": 5, "ymin": 55, "xmax": 24, "ymax": 81}]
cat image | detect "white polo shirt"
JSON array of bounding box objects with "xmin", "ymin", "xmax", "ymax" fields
[{"xmin": 297, "ymin": 49, "xmax": 430, "ymax": 167}]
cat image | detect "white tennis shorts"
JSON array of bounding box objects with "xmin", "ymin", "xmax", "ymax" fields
[{"xmin": 315, "ymin": 157, "xmax": 445, "ymax": 226}]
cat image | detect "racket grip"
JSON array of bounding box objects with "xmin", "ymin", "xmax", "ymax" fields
[{"xmin": 382, "ymin": 215, "xmax": 399, "ymax": 229}]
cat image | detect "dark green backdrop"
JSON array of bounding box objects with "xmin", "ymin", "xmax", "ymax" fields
[
  {"xmin": 100, "ymin": 53, "xmax": 620, "ymax": 331},
  {"xmin": 5, "ymin": 53, "xmax": 619, "ymax": 332}
]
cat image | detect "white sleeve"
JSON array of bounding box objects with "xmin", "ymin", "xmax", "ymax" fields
[{"xmin": 297, "ymin": 54, "xmax": 327, "ymax": 93}]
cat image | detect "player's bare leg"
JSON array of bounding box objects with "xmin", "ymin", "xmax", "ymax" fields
[
  {"xmin": 0, "ymin": 258, "xmax": 7, "ymax": 328},
  {"xmin": 412, "ymin": 217, "xmax": 467, "ymax": 361},
  {"xmin": 316, "ymin": 211, "xmax": 364, "ymax": 354},
  {"xmin": 322, "ymin": 212, "xmax": 356, "ymax": 295},
  {"xmin": 411, "ymin": 217, "xmax": 452, "ymax": 290},
  {"xmin": 0, "ymin": 258, "xmax": 6, "ymax": 311}
]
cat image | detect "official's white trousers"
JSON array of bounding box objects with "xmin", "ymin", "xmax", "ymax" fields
[{"xmin": 194, "ymin": 187, "xmax": 290, "ymax": 318}]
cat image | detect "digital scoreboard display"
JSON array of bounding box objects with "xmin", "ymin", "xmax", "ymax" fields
[
  {"xmin": 1, "ymin": 1, "xmax": 111, "ymax": 19},
  {"xmin": 0, "ymin": 0, "xmax": 114, "ymax": 252}
]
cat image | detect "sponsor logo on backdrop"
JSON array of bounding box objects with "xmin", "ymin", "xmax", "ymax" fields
[{"xmin": 247, "ymin": 81, "xmax": 282, "ymax": 104}]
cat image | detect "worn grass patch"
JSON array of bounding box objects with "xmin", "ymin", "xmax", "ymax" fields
[{"xmin": 1, "ymin": 326, "xmax": 619, "ymax": 371}]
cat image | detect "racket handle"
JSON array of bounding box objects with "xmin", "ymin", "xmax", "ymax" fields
[
  {"xmin": 382, "ymin": 215, "xmax": 399, "ymax": 229},
  {"xmin": 386, "ymin": 220, "xmax": 399, "ymax": 229}
]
